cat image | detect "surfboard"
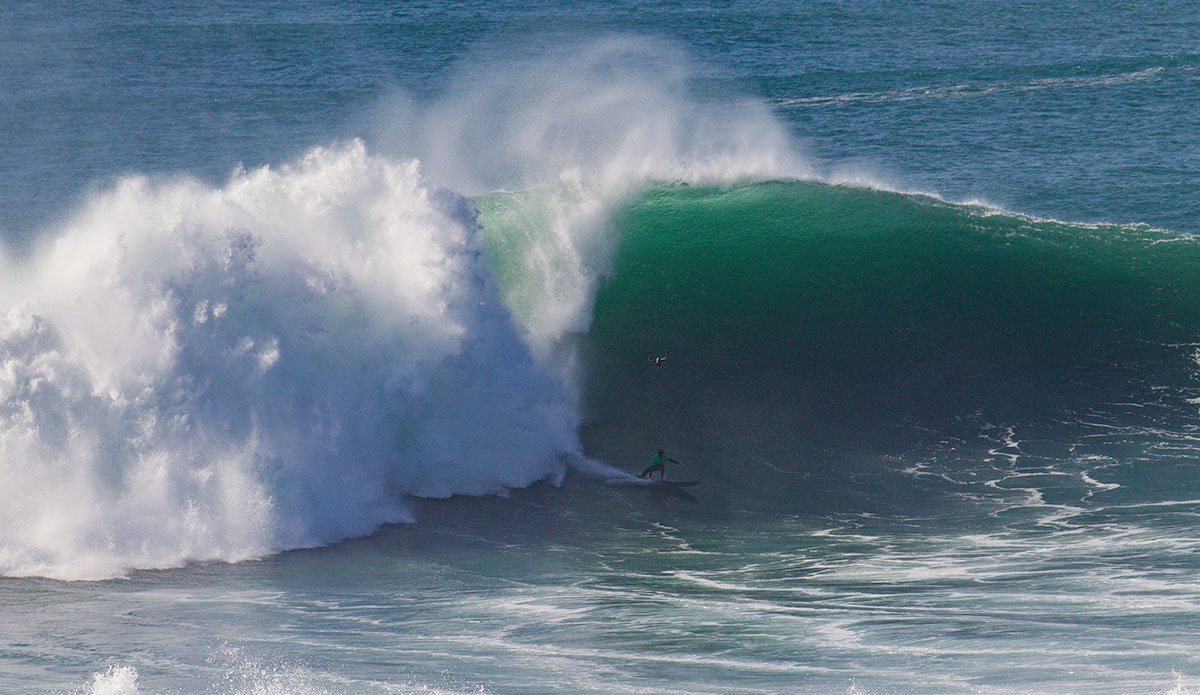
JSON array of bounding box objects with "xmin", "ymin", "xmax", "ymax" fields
[
  {"xmin": 648, "ymin": 480, "xmax": 701, "ymax": 488},
  {"xmin": 605, "ymin": 477, "xmax": 701, "ymax": 488}
]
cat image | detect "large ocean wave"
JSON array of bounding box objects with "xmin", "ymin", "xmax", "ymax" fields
[
  {"xmin": 0, "ymin": 39, "xmax": 804, "ymax": 580},
  {"xmin": 4, "ymin": 39, "xmax": 1198, "ymax": 580}
]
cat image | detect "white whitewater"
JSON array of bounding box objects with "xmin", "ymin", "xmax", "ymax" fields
[{"xmin": 0, "ymin": 142, "xmax": 578, "ymax": 580}]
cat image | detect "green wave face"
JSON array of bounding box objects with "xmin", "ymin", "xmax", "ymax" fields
[{"xmin": 481, "ymin": 182, "xmax": 1200, "ymax": 508}]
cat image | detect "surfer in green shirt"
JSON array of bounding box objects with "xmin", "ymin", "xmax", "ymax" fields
[{"xmin": 639, "ymin": 449, "xmax": 680, "ymax": 480}]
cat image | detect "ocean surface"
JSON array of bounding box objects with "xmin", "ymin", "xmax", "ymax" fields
[{"xmin": 2, "ymin": 1, "xmax": 1200, "ymax": 693}]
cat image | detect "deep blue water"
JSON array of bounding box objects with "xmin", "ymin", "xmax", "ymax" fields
[
  {"xmin": 4, "ymin": 1, "xmax": 1199, "ymax": 240},
  {"xmin": 2, "ymin": 2, "xmax": 1200, "ymax": 694}
]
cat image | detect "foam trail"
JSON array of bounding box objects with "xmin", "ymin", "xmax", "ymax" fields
[
  {"xmin": 568, "ymin": 455, "xmax": 644, "ymax": 484},
  {"xmin": 0, "ymin": 141, "xmax": 578, "ymax": 580}
]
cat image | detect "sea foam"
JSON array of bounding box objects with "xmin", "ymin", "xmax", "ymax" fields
[{"xmin": 0, "ymin": 141, "xmax": 578, "ymax": 580}]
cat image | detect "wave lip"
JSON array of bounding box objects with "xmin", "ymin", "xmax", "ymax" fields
[{"xmin": 0, "ymin": 141, "xmax": 578, "ymax": 580}]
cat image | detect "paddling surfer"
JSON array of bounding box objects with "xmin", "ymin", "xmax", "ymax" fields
[{"xmin": 639, "ymin": 449, "xmax": 681, "ymax": 480}]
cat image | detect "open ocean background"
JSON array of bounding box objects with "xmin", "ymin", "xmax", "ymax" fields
[{"xmin": 2, "ymin": 2, "xmax": 1200, "ymax": 693}]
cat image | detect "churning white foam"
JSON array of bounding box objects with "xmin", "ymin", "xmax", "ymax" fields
[
  {"xmin": 0, "ymin": 141, "xmax": 579, "ymax": 580},
  {"xmin": 75, "ymin": 666, "xmax": 140, "ymax": 695},
  {"xmin": 74, "ymin": 659, "xmax": 327, "ymax": 695}
]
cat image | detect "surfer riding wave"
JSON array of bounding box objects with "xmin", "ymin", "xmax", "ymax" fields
[{"xmin": 639, "ymin": 449, "xmax": 682, "ymax": 480}]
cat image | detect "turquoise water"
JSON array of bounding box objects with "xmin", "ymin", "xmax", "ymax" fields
[{"xmin": 2, "ymin": 2, "xmax": 1200, "ymax": 693}]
